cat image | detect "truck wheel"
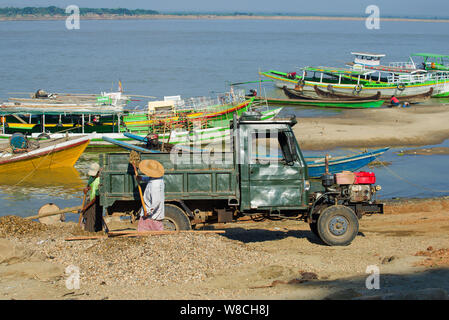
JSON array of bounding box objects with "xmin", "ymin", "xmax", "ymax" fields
[
  {"xmin": 317, "ymin": 205, "xmax": 359, "ymax": 246},
  {"xmin": 163, "ymin": 204, "xmax": 191, "ymax": 231}
]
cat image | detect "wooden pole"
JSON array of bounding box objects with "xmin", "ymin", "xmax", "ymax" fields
[
  {"xmin": 78, "ymin": 193, "xmax": 87, "ymax": 226},
  {"xmin": 132, "ymin": 163, "xmax": 147, "ymax": 217},
  {"xmin": 65, "ymin": 230, "xmax": 226, "ymax": 241},
  {"xmin": 25, "ymin": 206, "xmax": 82, "ymax": 220},
  {"xmin": 108, "ymin": 230, "xmax": 225, "ymax": 235}
]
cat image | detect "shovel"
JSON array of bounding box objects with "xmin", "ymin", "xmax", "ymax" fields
[{"xmin": 129, "ymin": 150, "xmax": 147, "ymax": 217}]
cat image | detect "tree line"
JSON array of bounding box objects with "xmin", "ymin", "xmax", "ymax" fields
[{"xmin": 0, "ymin": 6, "xmax": 160, "ymax": 16}]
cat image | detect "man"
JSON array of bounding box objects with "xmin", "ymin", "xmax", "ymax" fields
[
  {"xmin": 82, "ymin": 162, "xmax": 103, "ymax": 232},
  {"xmin": 136, "ymin": 159, "xmax": 165, "ymax": 231},
  {"xmin": 390, "ymin": 95, "xmax": 400, "ymax": 107},
  {"xmin": 145, "ymin": 133, "xmax": 160, "ymax": 150}
]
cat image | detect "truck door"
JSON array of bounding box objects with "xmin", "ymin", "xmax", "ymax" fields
[{"xmin": 244, "ymin": 129, "xmax": 306, "ymax": 210}]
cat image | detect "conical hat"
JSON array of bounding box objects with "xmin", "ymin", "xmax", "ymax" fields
[{"xmin": 138, "ymin": 160, "xmax": 164, "ymax": 178}]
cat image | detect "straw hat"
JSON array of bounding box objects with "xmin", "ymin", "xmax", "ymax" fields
[
  {"xmin": 138, "ymin": 160, "xmax": 164, "ymax": 178},
  {"xmin": 88, "ymin": 162, "xmax": 100, "ymax": 176}
]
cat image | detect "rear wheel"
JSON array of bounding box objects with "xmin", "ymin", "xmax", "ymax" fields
[
  {"xmin": 317, "ymin": 205, "xmax": 359, "ymax": 246},
  {"xmin": 162, "ymin": 204, "xmax": 191, "ymax": 231}
]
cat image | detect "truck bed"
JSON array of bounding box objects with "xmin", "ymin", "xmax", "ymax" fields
[{"xmin": 99, "ymin": 152, "xmax": 239, "ymax": 209}]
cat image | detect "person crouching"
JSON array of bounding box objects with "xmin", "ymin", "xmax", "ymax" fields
[{"xmin": 136, "ymin": 159, "xmax": 165, "ymax": 231}]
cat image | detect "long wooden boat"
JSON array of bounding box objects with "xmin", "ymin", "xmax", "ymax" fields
[
  {"xmin": 263, "ymin": 88, "xmax": 384, "ymax": 108},
  {"xmin": 314, "ymin": 85, "xmax": 432, "ymax": 103},
  {"xmin": 0, "ymin": 135, "xmax": 90, "ymax": 173},
  {"xmin": 313, "ymin": 86, "xmax": 382, "ymax": 101},
  {"xmin": 305, "ymin": 147, "xmax": 389, "ymax": 178}
]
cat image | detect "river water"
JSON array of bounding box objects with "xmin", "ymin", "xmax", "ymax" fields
[{"xmin": 0, "ymin": 18, "xmax": 448, "ymax": 219}]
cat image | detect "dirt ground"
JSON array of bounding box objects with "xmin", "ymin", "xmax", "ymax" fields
[
  {"xmin": 0, "ymin": 197, "xmax": 448, "ymax": 300},
  {"xmin": 293, "ymin": 105, "xmax": 449, "ymax": 150}
]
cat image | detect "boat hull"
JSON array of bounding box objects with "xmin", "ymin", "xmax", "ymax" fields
[
  {"xmin": 0, "ymin": 137, "xmax": 89, "ymax": 173},
  {"xmin": 253, "ymin": 97, "xmax": 384, "ymax": 109},
  {"xmin": 306, "ymin": 147, "xmax": 389, "ymax": 178}
]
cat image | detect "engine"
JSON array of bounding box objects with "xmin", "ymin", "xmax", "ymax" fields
[{"xmin": 320, "ymin": 171, "xmax": 381, "ymax": 203}]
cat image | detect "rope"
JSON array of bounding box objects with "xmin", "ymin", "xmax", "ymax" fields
[
  {"xmin": 378, "ymin": 159, "xmax": 449, "ymax": 193},
  {"xmin": 11, "ymin": 137, "xmax": 68, "ymax": 187}
]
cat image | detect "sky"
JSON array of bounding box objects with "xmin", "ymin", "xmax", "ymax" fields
[{"xmin": 0, "ymin": 0, "xmax": 448, "ymax": 18}]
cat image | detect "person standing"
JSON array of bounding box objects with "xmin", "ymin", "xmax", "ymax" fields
[
  {"xmin": 136, "ymin": 160, "xmax": 165, "ymax": 231},
  {"xmin": 82, "ymin": 162, "xmax": 103, "ymax": 232}
]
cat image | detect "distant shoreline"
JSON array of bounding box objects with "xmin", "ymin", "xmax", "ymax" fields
[{"xmin": 1, "ymin": 14, "xmax": 449, "ymax": 23}]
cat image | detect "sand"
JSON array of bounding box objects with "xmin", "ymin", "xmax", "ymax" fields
[
  {"xmin": 1, "ymin": 197, "xmax": 449, "ymax": 300},
  {"xmin": 293, "ymin": 105, "xmax": 449, "ymax": 150}
]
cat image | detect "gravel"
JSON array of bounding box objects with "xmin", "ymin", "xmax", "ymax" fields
[{"xmin": 0, "ymin": 216, "xmax": 272, "ymax": 288}]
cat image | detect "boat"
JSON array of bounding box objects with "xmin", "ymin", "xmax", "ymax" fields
[
  {"xmin": 268, "ymin": 87, "xmax": 384, "ymax": 108},
  {"xmin": 0, "ymin": 89, "xmax": 282, "ymax": 147},
  {"xmin": 0, "ymin": 134, "xmax": 90, "ymax": 173},
  {"xmin": 313, "ymin": 85, "xmax": 433, "ymax": 103},
  {"xmin": 122, "ymin": 103, "xmax": 282, "ymax": 134},
  {"xmin": 305, "ymin": 147, "xmax": 389, "ymax": 178},
  {"xmin": 313, "ymin": 86, "xmax": 382, "ymax": 101},
  {"xmin": 260, "ymin": 52, "xmax": 449, "ymax": 98}
]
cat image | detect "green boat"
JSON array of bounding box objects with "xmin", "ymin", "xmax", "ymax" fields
[
  {"xmin": 261, "ymin": 51, "xmax": 449, "ymax": 99},
  {"xmin": 253, "ymin": 94, "xmax": 384, "ymax": 109}
]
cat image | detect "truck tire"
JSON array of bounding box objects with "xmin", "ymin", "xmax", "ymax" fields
[
  {"xmin": 317, "ymin": 205, "xmax": 359, "ymax": 246},
  {"xmin": 163, "ymin": 204, "xmax": 191, "ymax": 231}
]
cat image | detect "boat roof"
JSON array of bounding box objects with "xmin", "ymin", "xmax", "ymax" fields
[
  {"xmin": 303, "ymin": 66, "xmax": 375, "ymax": 76},
  {"xmin": 411, "ymin": 53, "xmax": 449, "ymax": 59},
  {"xmin": 351, "ymin": 52, "xmax": 386, "ymax": 58},
  {"xmin": 0, "ymin": 107, "xmax": 125, "ymax": 116}
]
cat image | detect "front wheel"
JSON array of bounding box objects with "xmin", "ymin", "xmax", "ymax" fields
[
  {"xmin": 162, "ymin": 204, "xmax": 191, "ymax": 231},
  {"xmin": 317, "ymin": 205, "xmax": 359, "ymax": 246}
]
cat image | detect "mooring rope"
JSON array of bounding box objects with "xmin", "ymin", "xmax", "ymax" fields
[
  {"xmin": 378, "ymin": 159, "xmax": 449, "ymax": 193},
  {"xmin": 12, "ymin": 138, "xmax": 65, "ymax": 187}
]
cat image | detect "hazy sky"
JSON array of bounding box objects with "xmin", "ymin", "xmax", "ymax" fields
[{"xmin": 0, "ymin": 0, "xmax": 448, "ymax": 17}]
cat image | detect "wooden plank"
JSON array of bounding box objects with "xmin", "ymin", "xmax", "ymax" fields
[
  {"xmin": 65, "ymin": 229, "xmax": 226, "ymax": 241},
  {"xmin": 108, "ymin": 230, "xmax": 225, "ymax": 236}
]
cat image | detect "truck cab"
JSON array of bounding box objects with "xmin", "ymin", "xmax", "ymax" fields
[{"xmin": 235, "ymin": 112, "xmax": 310, "ymax": 213}]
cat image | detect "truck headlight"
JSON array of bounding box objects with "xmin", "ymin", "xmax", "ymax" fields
[
  {"xmin": 375, "ymin": 185, "xmax": 382, "ymax": 191},
  {"xmin": 304, "ymin": 180, "xmax": 311, "ymax": 191}
]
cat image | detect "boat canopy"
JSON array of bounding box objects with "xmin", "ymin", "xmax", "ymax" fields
[
  {"xmin": 411, "ymin": 53, "xmax": 449, "ymax": 59},
  {"xmin": 0, "ymin": 108, "xmax": 126, "ymax": 116},
  {"xmin": 303, "ymin": 66, "xmax": 375, "ymax": 76}
]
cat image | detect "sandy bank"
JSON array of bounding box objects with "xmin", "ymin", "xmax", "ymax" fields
[
  {"xmin": 294, "ymin": 105, "xmax": 449, "ymax": 151},
  {"xmin": 1, "ymin": 14, "xmax": 449, "ymax": 23},
  {"xmin": 1, "ymin": 197, "xmax": 449, "ymax": 300}
]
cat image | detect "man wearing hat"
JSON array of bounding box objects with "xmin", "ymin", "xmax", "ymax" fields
[
  {"xmin": 136, "ymin": 159, "xmax": 165, "ymax": 231},
  {"xmin": 81, "ymin": 162, "xmax": 103, "ymax": 232}
]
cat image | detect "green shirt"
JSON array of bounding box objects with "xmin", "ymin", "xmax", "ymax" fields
[{"xmin": 87, "ymin": 176, "xmax": 100, "ymax": 201}]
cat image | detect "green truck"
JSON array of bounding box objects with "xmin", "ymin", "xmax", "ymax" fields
[{"xmin": 99, "ymin": 112, "xmax": 383, "ymax": 246}]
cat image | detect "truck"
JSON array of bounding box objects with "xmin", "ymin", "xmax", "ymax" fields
[{"xmin": 99, "ymin": 112, "xmax": 383, "ymax": 246}]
